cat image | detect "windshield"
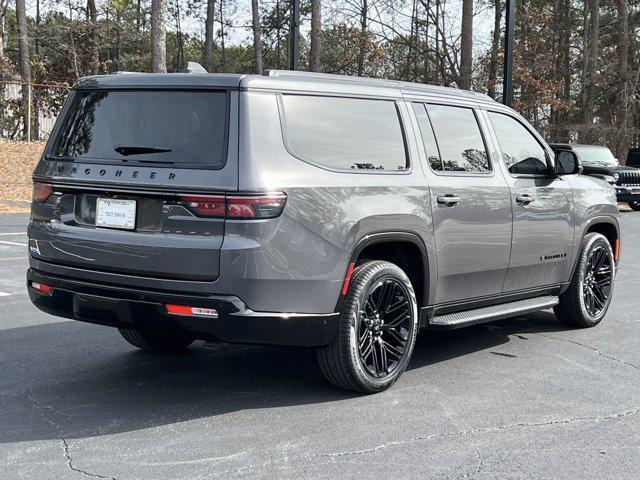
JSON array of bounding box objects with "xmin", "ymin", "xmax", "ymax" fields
[
  {"xmin": 51, "ymin": 90, "xmax": 228, "ymax": 167},
  {"xmin": 572, "ymin": 146, "xmax": 618, "ymax": 168}
]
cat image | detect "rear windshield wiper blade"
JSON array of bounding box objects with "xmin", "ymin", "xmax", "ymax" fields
[
  {"xmin": 114, "ymin": 146, "xmax": 172, "ymax": 156},
  {"xmin": 45, "ymin": 154, "xmax": 76, "ymax": 162}
]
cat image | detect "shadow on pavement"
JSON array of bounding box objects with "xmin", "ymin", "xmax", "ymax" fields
[{"xmin": 1, "ymin": 309, "xmax": 567, "ymax": 444}]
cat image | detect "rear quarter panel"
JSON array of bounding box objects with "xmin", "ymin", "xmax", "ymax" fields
[{"xmin": 229, "ymin": 90, "xmax": 436, "ymax": 313}]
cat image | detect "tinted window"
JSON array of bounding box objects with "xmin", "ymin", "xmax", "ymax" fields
[
  {"xmin": 53, "ymin": 90, "xmax": 228, "ymax": 167},
  {"xmin": 426, "ymin": 104, "xmax": 489, "ymax": 173},
  {"xmin": 412, "ymin": 103, "xmax": 442, "ymax": 171},
  {"xmin": 488, "ymin": 112, "xmax": 548, "ymax": 175},
  {"xmin": 282, "ymin": 95, "xmax": 407, "ymax": 171}
]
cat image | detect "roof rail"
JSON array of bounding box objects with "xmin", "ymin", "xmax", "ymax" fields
[
  {"xmin": 263, "ymin": 69, "xmax": 494, "ymax": 102},
  {"xmin": 182, "ymin": 62, "xmax": 208, "ymax": 74}
]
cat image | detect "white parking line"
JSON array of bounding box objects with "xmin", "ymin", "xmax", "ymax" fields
[
  {"xmin": 0, "ymin": 292, "xmax": 10, "ymax": 297},
  {"xmin": 0, "ymin": 257, "xmax": 27, "ymax": 261},
  {"xmin": 0, "ymin": 232, "xmax": 26, "ymax": 236},
  {"xmin": 0, "ymin": 240, "xmax": 28, "ymax": 247}
]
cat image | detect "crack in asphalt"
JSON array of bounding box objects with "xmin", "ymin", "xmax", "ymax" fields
[
  {"xmin": 25, "ymin": 394, "xmax": 118, "ymax": 480},
  {"xmin": 531, "ymin": 332, "xmax": 640, "ymax": 370},
  {"xmin": 455, "ymin": 444, "xmax": 484, "ymax": 480},
  {"xmin": 324, "ymin": 407, "xmax": 640, "ymax": 459},
  {"xmin": 213, "ymin": 407, "xmax": 640, "ymax": 477}
]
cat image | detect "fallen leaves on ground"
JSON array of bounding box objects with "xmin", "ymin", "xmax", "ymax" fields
[{"xmin": 0, "ymin": 140, "xmax": 45, "ymax": 212}]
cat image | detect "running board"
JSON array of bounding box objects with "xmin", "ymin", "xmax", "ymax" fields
[{"xmin": 428, "ymin": 296, "xmax": 559, "ymax": 329}]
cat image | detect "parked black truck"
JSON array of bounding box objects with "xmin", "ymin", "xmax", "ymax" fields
[{"xmin": 550, "ymin": 144, "xmax": 640, "ymax": 210}]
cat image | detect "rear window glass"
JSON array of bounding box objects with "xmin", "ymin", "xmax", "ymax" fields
[
  {"xmin": 281, "ymin": 95, "xmax": 407, "ymax": 171},
  {"xmin": 51, "ymin": 90, "xmax": 228, "ymax": 167}
]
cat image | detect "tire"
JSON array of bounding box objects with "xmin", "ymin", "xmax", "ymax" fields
[
  {"xmin": 118, "ymin": 327, "xmax": 195, "ymax": 353},
  {"xmin": 554, "ymin": 233, "xmax": 615, "ymax": 328},
  {"xmin": 628, "ymin": 200, "xmax": 640, "ymax": 211},
  {"xmin": 316, "ymin": 260, "xmax": 419, "ymax": 393}
]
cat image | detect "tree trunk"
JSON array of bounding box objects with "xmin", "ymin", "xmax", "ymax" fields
[
  {"xmin": 87, "ymin": 0, "xmax": 99, "ymax": 74},
  {"xmin": 0, "ymin": 3, "xmax": 5, "ymax": 135},
  {"xmin": 615, "ymin": 0, "xmax": 629, "ymax": 160},
  {"xmin": 0, "ymin": 3, "xmax": 4, "ymax": 60},
  {"xmin": 487, "ymin": 0, "xmax": 501, "ymax": 98},
  {"xmin": 251, "ymin": 0, "xmax": 263, "ymax": 73},
  {"xmin": 116, "ymin": 8, "xmax": 123, "ymax": 71},
  {"xmin": 357, "ymin": 0, "xmax": 368, "ymax": 77},
  {"xmin": 15, "ymin": 0, "xmax": 31, "ymax": 140},
  {"xmin": 459, "ymin": 0, "xmax": 473, "ymax": 90},
  {"xmin": 219, "ymin": 0, "xmax": 226, "ymax": 70},
  {"xmin": 204, "ymin": 0, "xmax": 215, "ymax": 71},
  {"xmin": 309, "ymin": 0, "xmax": 321, "ymax": 72},
  {"xmin": 276, "ymin": 0, "xmax": 281, "ymax": 69},
  {"xmin": 582, "ymin": 0, "xmax": 599, "ymax": 142},
  {"xmin": 559, "ymin": 0, "xmax": 571, "ymax": 141},
  {"xmin": 151, "ymin": 0, "xmax": 167, "ymax": 73}
]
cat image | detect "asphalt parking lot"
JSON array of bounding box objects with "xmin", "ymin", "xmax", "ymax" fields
[{"xmin": 1, "ymin": 212, "xmax": 639, "ymax": 479}]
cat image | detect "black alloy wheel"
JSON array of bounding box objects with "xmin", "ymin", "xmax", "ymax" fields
[
  {"xmin": 555, "ymin": 232, "xmax": 615, "ymax": 328},
  {"xmin": 357, "ymin": 278, "xmax": 412, "ymax": 378},
  {"xmin": 581, "ymin": 243, "xmax": 614, "ymax": 319},
  {"xmin": 316, "ymin": 260, "xmax": 419, "ymax": 393}
]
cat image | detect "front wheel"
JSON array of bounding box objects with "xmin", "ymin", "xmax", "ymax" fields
[
  {"xmin": 554, "ymin": 233, "xmax": 615, "ymax": 328},
  {"xmin": 316, "ymin": 260, "xmax": 419, "ymax": 393}
]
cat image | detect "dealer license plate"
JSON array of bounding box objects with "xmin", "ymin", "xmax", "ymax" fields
[{"xmin": 95, "ymin": 198, "xmax": 136, "ymax": 230}]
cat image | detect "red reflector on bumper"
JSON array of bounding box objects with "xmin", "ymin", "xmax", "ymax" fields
[
  {"xmin": 31, "ymin": 282, "xmax": 52, "ymax": 295},
  {"xmin": 166, "ymin": 304, "xmax": 219, "ymax": 318},
  {"xmin": 341, "ymin": 262, "xmax": 356, "ymax": 296}
]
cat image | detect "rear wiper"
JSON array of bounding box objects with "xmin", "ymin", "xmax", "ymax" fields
[
  {"xmin": 114, "ymin": 145, "xmax": 172, "ymax": 156},
  {"xmin": 45, "ymin": 154, "xmax": 76, "ymax": 162}
]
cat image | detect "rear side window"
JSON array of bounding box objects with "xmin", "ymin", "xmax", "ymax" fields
[
  {"xmin": 281, "ymin": 95, "xmax": 408, "ymax": 171},
  {"xmin": 488, "ymin": 111, "xmax": 548, "ymax": 175},
  {"xmin": 52, "ymin": 90, "xmax": 228, "ymax": 168},
  {"xmin": 426, "ymin": 104, "xmax": 490, "ymax": 173}
]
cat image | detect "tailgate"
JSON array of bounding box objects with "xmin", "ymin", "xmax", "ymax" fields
[
  {"xmin": 29, "ymin": 86, "xmax": 240, "ymax": 282},
  {"xmin": 29, "ymin": 186, "xmax": 225, "ymax": 281}
]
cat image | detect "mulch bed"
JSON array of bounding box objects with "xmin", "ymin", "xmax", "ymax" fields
[{"xmin": 0, "ymin": 141, "xmax": 45, "ymax": 212}]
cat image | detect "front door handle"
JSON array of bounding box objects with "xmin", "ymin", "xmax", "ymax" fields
[
  {"xmin": 516, "ymin": 194, "xmax": 535, "ymax": 204},
  {"xmin": 437, "ymin": 194, "xmax": 461, "ymax": 206}
]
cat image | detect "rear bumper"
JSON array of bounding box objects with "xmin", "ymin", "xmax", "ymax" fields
[{"xmin": 27, "ymin": 269, "xmax": 339, "ymax": 347}]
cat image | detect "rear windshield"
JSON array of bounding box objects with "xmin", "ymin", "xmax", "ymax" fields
[{"xmin": 51, "ymin": 90, "xmax": 228, "ymax": 168}]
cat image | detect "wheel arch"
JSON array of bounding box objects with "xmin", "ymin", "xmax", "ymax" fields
[
  {"xmin": 337, "ymin": 232, "xmax": 431, "ymax": 312},
  {"xmin": 584, "ymin": 218, "xmax": 619, "ymax": 252},
  {"xmin": 566, "ymin": 216, "xmax": 620, "ymax": 289}
]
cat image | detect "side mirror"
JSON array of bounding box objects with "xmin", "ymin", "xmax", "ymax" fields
[{"xmin": 555, "ymin": 150, "xmax": 583, "ymax": 176}]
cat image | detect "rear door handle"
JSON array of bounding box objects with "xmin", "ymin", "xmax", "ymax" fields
[
  {"xmin": 516, "ymin": 194, "xmax": 535, "ymax": 204},
  {"xmin": 437, "ymin": 195, "xmax": 461, "ymax": 206}
]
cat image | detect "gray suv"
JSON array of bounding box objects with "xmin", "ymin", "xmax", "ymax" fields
[{"xmin": 27, "ymin": 70, "xmax": 620, "ymax": 393}]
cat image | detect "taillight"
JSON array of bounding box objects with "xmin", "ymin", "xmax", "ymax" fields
[
  {"xmin": 180, "ymin": 195, "xmax": 226, "ymax": 217},
  {"xmin": 32, "ymin": 182, "xmax": 52, "ymax": 203},
  {"xmin": 227, "ymin": 193, "xmax": 287, "ymax": 219},
  {"xmin": 179, "ymin": 192, "xmax": 287, "ymax": 219}
]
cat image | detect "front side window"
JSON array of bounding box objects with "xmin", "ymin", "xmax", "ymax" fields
[
  {"xmin": 488, "ymin": 112, "xmax": 549, "ymax": 175},
  {"xmin": 281, "ymin": 95, "xmax": 407, "ymax": 171},
  {"xmin": 426, "ymin": 104, "xmax": 490, "ymax": 173},
  {"xmin": 52, "ymin": 90, "xmax": 229, "ymax": 167}
]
